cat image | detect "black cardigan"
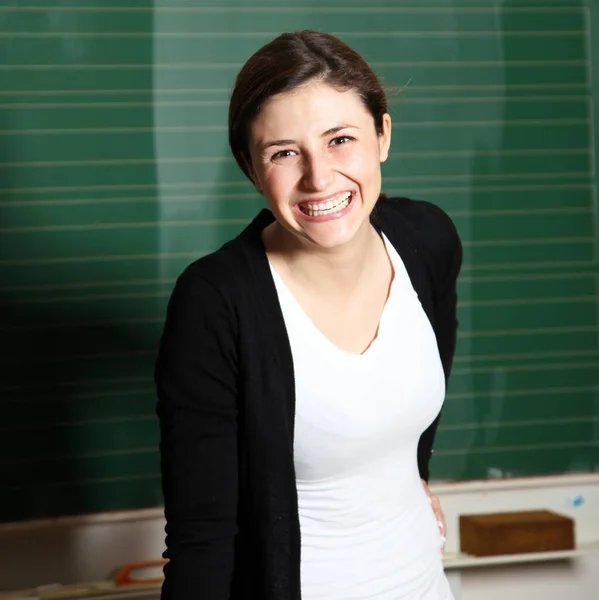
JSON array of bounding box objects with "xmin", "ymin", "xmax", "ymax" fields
[{"xmin": 155, "ymin": 197, "xmax": 462, "ymax": 600}]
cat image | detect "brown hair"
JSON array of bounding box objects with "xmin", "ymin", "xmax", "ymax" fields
[{"xmin": 228, "ymin": 30, "xmax": 388, "ymax": 183}]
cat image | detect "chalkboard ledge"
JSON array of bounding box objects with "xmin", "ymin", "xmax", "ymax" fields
[{"xmin": 443, "ymin": 540, "xmax": 599, "ymax": 570}]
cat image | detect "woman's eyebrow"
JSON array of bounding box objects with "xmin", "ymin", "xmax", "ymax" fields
[
  {"xmin": 260, "ymin": 138, "xmax": 295, "ymax": 151},
  {"xmin": 321, "ymin": 124, "xmax": 359, "ymax": 137},
  {"xmin": 260, "ymin": 124, "xmax": 359, "ymax": 152}
]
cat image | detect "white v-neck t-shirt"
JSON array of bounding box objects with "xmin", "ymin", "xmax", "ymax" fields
[{"xmin": 269, "ymin": 234, "xmax": 453, "ymax": 600}]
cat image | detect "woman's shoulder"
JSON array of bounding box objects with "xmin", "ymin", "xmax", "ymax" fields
[
  {"xmin": 170, "ymin": 210, "xmax": 271, "ymax": 303},
  {"xmin": 375, "ymin": 196, "xmax": 462, "ymax": 280},
  {"xmin": 377, "ymin": 197, "xmax": 458, "ymax": 241},
  {"xmin": 175, "ymin": 248, "xmax": 236, "ymax": 296}
]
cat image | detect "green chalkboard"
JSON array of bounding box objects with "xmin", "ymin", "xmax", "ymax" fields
[{"xmin": 1, "ymin": 0, "xmax": 598, "ymax": 523}]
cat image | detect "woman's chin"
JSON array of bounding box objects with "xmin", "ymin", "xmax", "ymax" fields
[{"xmin": 298, "ymin": 217, "xmax": 368, "ymax": 251}]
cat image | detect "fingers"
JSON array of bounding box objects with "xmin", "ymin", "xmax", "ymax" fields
[
  {"xmin": 420, "ymin": 479, "xmax": 446, "ymax": 555},
  {"xmin": 430, "ymin": 494, "xmax": 447, "ymax": 554},
  {"xmin": 431, "ymin": 495, "xmax": 445, "ymax": 533}
]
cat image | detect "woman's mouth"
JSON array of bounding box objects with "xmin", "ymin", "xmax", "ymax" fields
[{"xmin": 297, "ymin": 191, "xmax": 353, "ymax": 217}]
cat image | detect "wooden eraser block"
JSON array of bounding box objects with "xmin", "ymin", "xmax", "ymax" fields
[{"xmin": 459, "ymin": 510, "xmax": 575, "ymax": 557}]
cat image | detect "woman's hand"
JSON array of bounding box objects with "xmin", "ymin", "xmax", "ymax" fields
[{"xmin": 421, "ymin": 479, "xmax": 446, "ymax": 554}]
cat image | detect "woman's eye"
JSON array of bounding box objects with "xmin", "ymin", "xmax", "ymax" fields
[
  {"xmin": 272, "ymin": 149, "xmax": 297, "ymax": 160},
  {"xmin": 330, "ymin": 135, "xmax": 353, "ymax": 146}
]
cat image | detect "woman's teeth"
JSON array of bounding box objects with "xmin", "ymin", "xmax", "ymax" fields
[{"xmin": 299, "ymin": 192, "xmax": 352, "ymax": 216}]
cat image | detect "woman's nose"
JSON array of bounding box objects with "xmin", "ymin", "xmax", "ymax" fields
[{"xmin": 301, "ymin": 151, "xmax": 334, "ymax": 192}]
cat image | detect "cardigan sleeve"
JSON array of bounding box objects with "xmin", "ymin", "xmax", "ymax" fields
[
  {"xmin": 155, "ymin": 266, "xmax": 239, "ymax": 599},
  {"xmin": 415, "ymin": 201, "xmax": 463, "ymax": 481}
]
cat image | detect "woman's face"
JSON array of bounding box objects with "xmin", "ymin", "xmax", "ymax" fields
[{"xmin": 248, "ymin": 80, "xmax": 391, "ymax": 250}]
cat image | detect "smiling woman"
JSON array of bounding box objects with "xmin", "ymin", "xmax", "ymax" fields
[
  {"xmin": 249, "ymin": 81, "xmax": 391, "ymax": 253},
  {"xmin": 155, "ymin": 30, "xmax": 462, "ymax": 600}
]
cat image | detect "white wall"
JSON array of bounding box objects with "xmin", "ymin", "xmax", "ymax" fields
[
  {"xmin": 438, "ymin": 474, "xmax": 599, "ymax": 600},
  {"xmin": 1, "ymin": 474, "xmax": 598, "ymax": 600}
]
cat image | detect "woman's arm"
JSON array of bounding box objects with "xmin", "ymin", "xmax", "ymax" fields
[
  {"xmin": 417, "ymin": 201, "xmax": 463, "ymax": 481},
  {"xmin": 155, "ymin": 267, "xmax": 239, "ymax": 600},
  {"xmin": 421, "ymin": 479, "xmax": 447, "ymax": 554}
]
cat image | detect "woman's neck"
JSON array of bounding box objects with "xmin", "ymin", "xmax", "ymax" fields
[{"xmin": 262, "ymin": 219, "xmax": 384, "ymax": 297}]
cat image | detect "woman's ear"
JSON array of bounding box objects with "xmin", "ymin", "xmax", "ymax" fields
[{"xmin": 378, "ymin": 113, "xmax": 392, "ymax": 163}]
